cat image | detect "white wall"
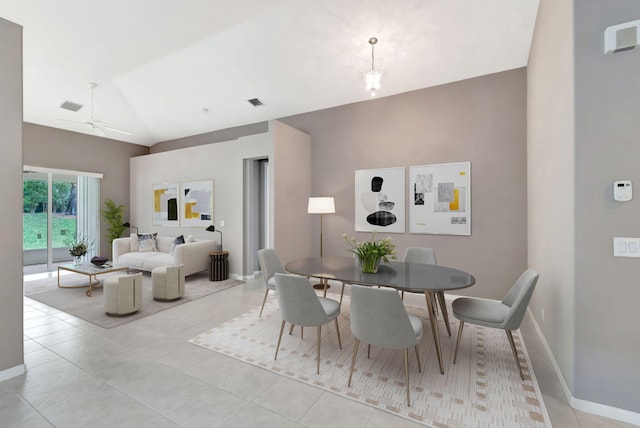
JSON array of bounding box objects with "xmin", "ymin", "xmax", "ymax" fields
[
  {"xmin": 527, "ymin": 0, "xmax": 576, "ymax": 393},
  {"xmin": 0, "ymin": 17, "xmax": 25, "ymax": 380},
  {"xmin": 130, "ymin": 131, "xmax": 273, "ymax": 276}
]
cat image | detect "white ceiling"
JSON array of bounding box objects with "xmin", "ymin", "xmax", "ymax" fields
[{"xmin": 0, "ymin": 0, "xmax": 539, "ymax": 147}]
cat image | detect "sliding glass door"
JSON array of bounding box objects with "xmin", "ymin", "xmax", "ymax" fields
[{"xmin": 23, "ymin": 167, "xmax": 101, "ymax": 270}]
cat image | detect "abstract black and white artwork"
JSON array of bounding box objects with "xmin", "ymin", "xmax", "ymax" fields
[
  {"xmin": 355, "ymin": 167, "xmax": 405, "ymax": 233},
  {"xmin": 409, "ymin": 162, "xmax": 471, "ymax": 235}
]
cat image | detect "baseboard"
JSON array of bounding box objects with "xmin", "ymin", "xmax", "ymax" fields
[
  {"xmin": 231, "ymin": 272, "xmax": 256, "ymax": 280},
  {"xmin": 527, "ymin": 308, "xmax": 640, "ymax": 426},
  {"xmin": 0, "ymin": 364, "xmax": 26, "ymax": 383},
  {"xmin": 571, "ymin": 397, "xmax": 640, "ymax": 426}
]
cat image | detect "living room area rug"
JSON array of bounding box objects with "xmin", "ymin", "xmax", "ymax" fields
[
  {"xmin": 25, "ymin": 270, "xmax": 243, "ymax": 329},
  {"xmin": 189, "ymin": 296, "xmax": 551, "ymax": 428}
]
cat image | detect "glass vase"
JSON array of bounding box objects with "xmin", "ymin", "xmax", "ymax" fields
[
  {"xmin": 359, "ymin": 255, "xmax": 381, "ymax": 273},
  {"xmin": 73, "ymin": 256, "xmax": 82, "ymax": 265}
]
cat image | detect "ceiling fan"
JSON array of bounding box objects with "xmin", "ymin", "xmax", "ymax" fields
[{"xmin": 62, "ymin": 82, "xmax": 131, "ymax": 138}]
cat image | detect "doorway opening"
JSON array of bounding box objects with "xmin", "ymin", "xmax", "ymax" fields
[{"xmin": 243, "ymin": 157, "xmax": 269, "ymax": 276}]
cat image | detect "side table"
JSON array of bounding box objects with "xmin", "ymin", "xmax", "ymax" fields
[{"xmin": 209, "ymin": 251, "xmax": 229, "ymax": 281}]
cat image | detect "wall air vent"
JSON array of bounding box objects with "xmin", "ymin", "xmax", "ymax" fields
[
  {"xmin": 247, "ymin": 98, "xmax": 264, "ymax": 107},
  {"xmin": 60, "ymin": 101, "xmax": 83, "ymax": 112},
  {"xmin": 604, "ymin": 19, "xmax": 640, "ymax": 53}
]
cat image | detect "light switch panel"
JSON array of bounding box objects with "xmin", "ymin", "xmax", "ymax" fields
[{"xmin": 614, "ymin": 237, "xmax": 640, "ymax": 257}]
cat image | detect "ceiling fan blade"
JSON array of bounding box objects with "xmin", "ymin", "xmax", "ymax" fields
[{"xmin": 100, "ymin": 124, "xmax": 132, "ymax": 136}]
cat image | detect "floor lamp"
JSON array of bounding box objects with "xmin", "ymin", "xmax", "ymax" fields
[{"xmin": 308, "ymin": 196, "xmax": 335, "ymax": 290}]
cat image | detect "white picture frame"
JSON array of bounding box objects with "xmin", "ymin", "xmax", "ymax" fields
[
  {"xmin": 152, "ymin": 182, "xmax": 179, "ymax": 226},
  {"xmin": 181, "ymin": 180, "xmax": 213, "ymax": 227},
  {"xmin": 409, "ymin": 162, "xmax": 471, "ymax": 235},
  {"xmin": 355, "ymin": 167, "xmax": 405, "ymax": 233}
]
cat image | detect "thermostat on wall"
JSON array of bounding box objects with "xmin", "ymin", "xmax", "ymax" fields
[{"xmin": 613, "ymin": 180, "xmax": 632, "ymax": 201}]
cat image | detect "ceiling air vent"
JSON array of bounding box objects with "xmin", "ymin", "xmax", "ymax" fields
[
  {"xmin": 60, "ymin": 101, "xmax": 83, "ymax": 112},
  {"xmin": 247, "ymin": 98, "xmax": 264, "ymax": 107}
]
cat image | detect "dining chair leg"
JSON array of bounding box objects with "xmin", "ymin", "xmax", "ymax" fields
[
  {"xmin": 301, "ymin": 326, "xmax": 304, "ymax": 340},
  {"xmin": 289, "ymin": 323, "xmax": 295, "ymax": 335},
  {"xmin": 453, "ymin": 320, "xmax": 464, "ymax": 364},
  {"xmin": 401, "ymin": 290, "xmax": 404, "ymax": 300},
  {"xmin": 414, "ymin": 344, "xmax": 422, "ymax": 373},
  {"xmin": 334, "ymin": 318, "xmax": 342, "ymax": 349},
  {"xmin": 348, "ymin": 338, "xmax": 360, "ymax": 387},
  {"xmin": 436, "ymin": 291, "xmax": 451, "ymax": 336},
  {"xmin": 274, "ymin": 320, "xmax": 286, "ymax": 360},
  {"xmin": 506, "ymin": 330, "xmax": 525, "ymax": 380},
  {"xmin": 339, "ymin": 282, "xmax": 346, "ymax": 307},
  {"xmin": 367, "ymin": 344, "xmax": 371, "ymax": 359},
  {"xmin": 259, "ymin": 288, "xmax": 270, "ymax": 317},
  {"xmin": 404, "ymin": 348, "xmax": 411, "ymax": 406},
  {"xmin": 316, "ymin": 325, "xmax": 321, "ymax": 374}
]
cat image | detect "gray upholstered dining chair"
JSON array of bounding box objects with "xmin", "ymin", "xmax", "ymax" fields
[
  {"xmin": 452, "ymin": 269, "xmax": 539, "ymax": 380},
  {"xmin": 274, "ymin": 273, "xmax": 342, "ymax": 374},
  {"xmin": 348, "ymin": 284, "xmax": 423, "ymax": 407},
  {"xmin": 402, "ymin": 247, "xmax": 451, "ymax": 335},
  {"xmin": 257, "ymin": 248, "xmax": 287, "ymax": 317}
]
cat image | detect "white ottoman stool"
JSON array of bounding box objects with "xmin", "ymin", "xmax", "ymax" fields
[
  {"xmin": 152, "ymin": 264, "xmax": 185, "ymax": 302},
  {"xmin": 103, "ymin": 273, "xmax": 143, "ymax": 316}
]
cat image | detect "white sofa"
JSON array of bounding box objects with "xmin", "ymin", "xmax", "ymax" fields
[{"xmin": 112, "ymin": 235, "xmax": 217, "ymax": 276}]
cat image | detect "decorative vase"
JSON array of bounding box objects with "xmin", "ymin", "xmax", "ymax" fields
[
  {"xmin": 359, "ymin": 255, "xmax": 381, "ymax": 273},
  {"xmin": 73, "ymin": 256, "xmax": 83, "ymax": 265}
]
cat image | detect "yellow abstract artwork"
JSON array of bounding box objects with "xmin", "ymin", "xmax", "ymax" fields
[
  {"xmin": 185, "ymin": 201, "xmax": 200, "ymax": 219},
  {"xmin": 449, "ymin": 188, "xmax": 460, "ymax": 211},
  {"xmin": 154, "ymin": 188, "xmax": 167, "ymax": 212}
]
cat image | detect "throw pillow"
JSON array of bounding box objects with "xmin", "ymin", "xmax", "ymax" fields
[
  {"xmin": 130, "ymin": 233, "xmax": 139, "ymax": 252},
  {"xmin": 171, "ymin": 234, "xmax": 185, "ymax": 255},
  {"xmin": 137, "ymin": 233, "xmax": 158, "ymax": 252},
  {"xmin": 186, "ymin": 235, "xmax": 195, "ymax": 243}
]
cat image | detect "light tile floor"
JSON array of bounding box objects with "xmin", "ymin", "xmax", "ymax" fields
[{"xmin": 1, "ymin": 275, "xmax": 636, "ymax": 427}]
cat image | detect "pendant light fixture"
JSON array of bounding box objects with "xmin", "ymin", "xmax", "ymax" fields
[{"xmin": 363, "ymin": 37, "xmax": 383, "ymax": 97}]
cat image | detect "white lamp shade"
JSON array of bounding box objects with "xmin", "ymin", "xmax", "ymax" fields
[{"xmin": 308, "ymin": 197, "xmax": 335, "ymax": 214}]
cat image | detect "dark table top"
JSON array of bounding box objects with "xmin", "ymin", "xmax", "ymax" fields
[{"xmin": 284, "ymin": 256, "xmax": 475, "ymax": 292}]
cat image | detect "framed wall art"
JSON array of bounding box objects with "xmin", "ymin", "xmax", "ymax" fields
[
  {"xmin": 409, "ymin": 162, "xmax": 471, "ymax": 235},
  {"xmin": 181, "ymin": 180, "xmax": 213, "ymax": 227},
  {"xmin": 354, "ymin": 167, "xmax": 405, "ymax": 233},
  {"xmin": 152, "ymin": 182, "xmax": 179, "ymax": 226}
]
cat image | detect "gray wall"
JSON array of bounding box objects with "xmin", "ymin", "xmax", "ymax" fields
[
  {"xmin": 527, "ymin": 0, "xmax": 576, "ymax": 393},
  {"xmin": 280, "ymin": 69, "xmax": 528, "ymax": 300},
  {"xmin": 0, "ymin": 17, "xmax": 24, "ymax": 377},
  {"xmin": 574, "ymin": 0, "xmax": 640, "ymax": 412},
  {"xmin": 272, "ymin": 120, "xmax": 313, "ymax": 265},
  {"xmin": 23, "ymin": 123, "xmax": 149, "ymax": 256},
  {"xmin": 529, "ymin": 0, "xmax": 640, "ymax": 414}
]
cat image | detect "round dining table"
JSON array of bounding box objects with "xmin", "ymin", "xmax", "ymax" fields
[{"xmin": 285, "ymin": 256, "xmax": 476, "ymax": 374}]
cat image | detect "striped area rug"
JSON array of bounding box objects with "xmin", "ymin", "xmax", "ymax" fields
[{"xmin": 189, "ymin": 295, "xmax": 551, "ymax": 427}]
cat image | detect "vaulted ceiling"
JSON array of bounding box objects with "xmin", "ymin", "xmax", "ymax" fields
[{"xmin": 0, "ymin": 0, "xmax": 539, "ymax": 146}]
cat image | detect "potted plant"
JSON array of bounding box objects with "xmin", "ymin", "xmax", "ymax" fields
[
  {"xmin": 342, "ymin": 231, "xmax": 397, "ymax": 273},
  {"xmin": 101, "ymin": 198, "xmax": 127, "ymax": 247},
  {"xmin": 67, "ymin": 235, "xmax": 93, "ymax": 265}
]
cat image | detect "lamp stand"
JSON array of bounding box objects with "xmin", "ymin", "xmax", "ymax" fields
[
  {"xmin": 319, "ymin": 213, "xmax": 324, "ymax": 257},
  {"xmin": 313, "ymin": 213, "xmax": 331, "ymax": 291}
]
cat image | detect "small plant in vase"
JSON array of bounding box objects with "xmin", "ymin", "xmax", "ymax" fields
[
  {"xmin": 342, "ymin": 231, "xmax": 397, "ymax": 273},
  {"xmin": 67, "ymin": 235, "xmax": 93, "ymax": 265}
]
